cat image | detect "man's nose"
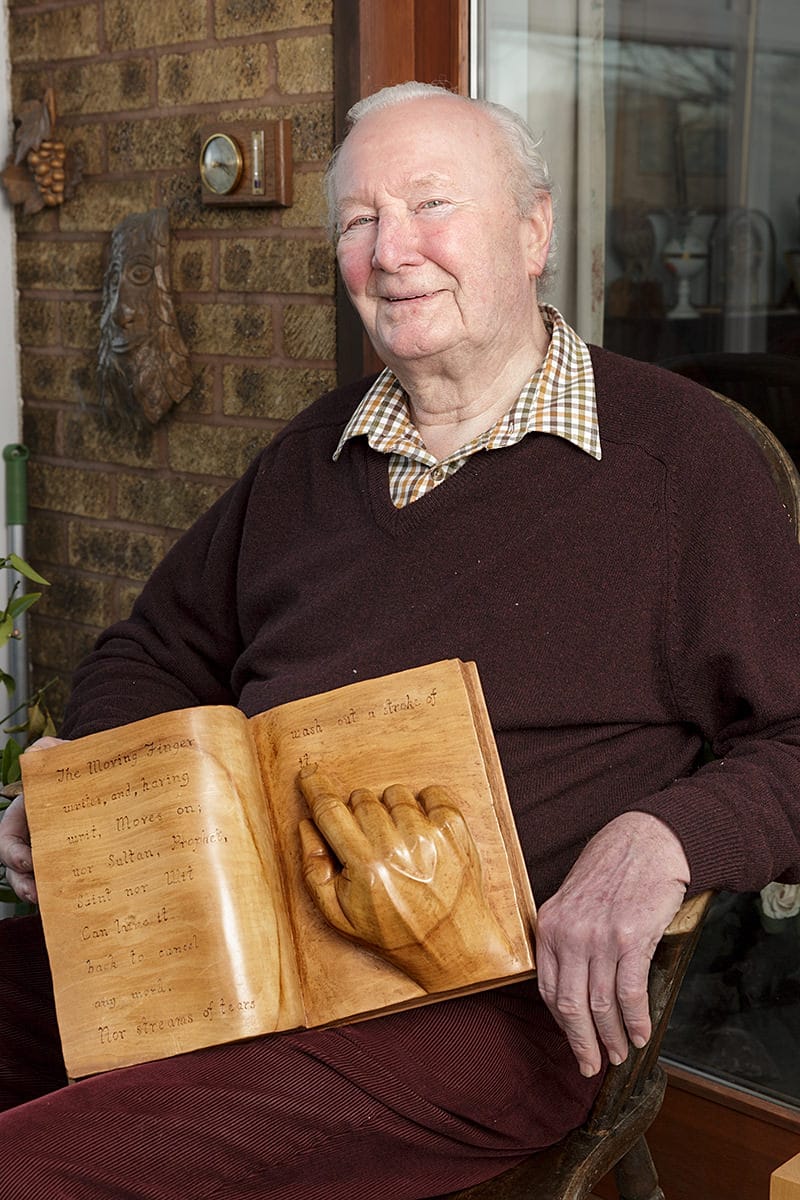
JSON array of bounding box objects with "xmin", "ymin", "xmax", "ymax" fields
[{"xmin": 371, "ymin": 214, "xmax": 424, "ymax": 272}]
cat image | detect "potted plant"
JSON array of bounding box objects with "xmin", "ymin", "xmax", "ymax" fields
[{"xmin": 0, "ymin": 552, "xmax": 52, "ymax": 915}]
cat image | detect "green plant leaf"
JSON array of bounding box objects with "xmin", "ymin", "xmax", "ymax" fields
[
  {"xmin": 1, "ymin": 737, "xmax": 21, "ymax": 786},
  {"xmin": 6, "ymin": 555, "xmax": 49, "ymax": 586},
  {"xmin": 0, "ymin": 667, "xmax": 15, "ymax": 695},
  {"xmin": 26, "ymin": 699, "xmax": 48, "ymax": 739},
  {"xmin": 8, "ymin": 592, "xmax": 42, "ymax": 619},
  {"xmin": 0, "ymin": 614, "xmax": 15, "ymax": 646}
]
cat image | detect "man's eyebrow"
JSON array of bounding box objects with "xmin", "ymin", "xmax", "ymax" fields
[
  {"xmin": 336, "ymin": 173, "xmax": 458, "ymax": 212},
  {"xmin": 406, "ymin": 172, "xmax": 456, "ymax": 191}
]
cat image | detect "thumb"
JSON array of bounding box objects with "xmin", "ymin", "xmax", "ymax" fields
[{"xmin": 299, "ymin": 818, "xmax": 357, "ymax": 938}]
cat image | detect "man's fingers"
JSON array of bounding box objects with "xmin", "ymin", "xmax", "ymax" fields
[
  {"xmin": 0, "ymin": 794, "xmax": 35, "ymax": 897},
  {"xmin": 586, "ymin": 958, "xmax": 629, "ymax": 1068},
  {"xmin": 23, "ymin": 735, "xmax": 65, "ymax": 755},
  {"xmin": 537, "ymin": 940, "xmax": 655, "ymax": 1076},
  {"xmin": 4, "ymin": 866, "xmax": 38, "ymax": 905},
  {"xmin": 537, "ymin": 949, "xmax": 604, "ymax": 1078},
  {"xmin": 614, "ymin": 948, "xmax": 654, "ymax": 1051},
  {"xmin": 2, "ymin": 837, "xmax": 32, "ymax": 875}
]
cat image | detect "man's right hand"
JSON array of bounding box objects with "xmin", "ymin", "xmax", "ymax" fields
[
  {"xmin": 0, "ymin": 735, "xmax": 66, "ymax": 905},
  {"xmin": 0, "ymin": 792, "xmax": 36, "ymax": 904}
]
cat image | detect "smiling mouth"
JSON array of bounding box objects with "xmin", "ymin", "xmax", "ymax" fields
[{"xmin": 384, "ymin": 291, "xmax": 438, "ymax": 303}]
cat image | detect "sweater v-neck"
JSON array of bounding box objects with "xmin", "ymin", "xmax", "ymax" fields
[{"xmin": 360, "ymin": 439, "xmax": 500, "ymax": 537}]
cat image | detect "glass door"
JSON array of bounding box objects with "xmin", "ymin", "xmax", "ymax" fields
[
  {"xmin": 476, "ymin": 0, "xmax": 800, "ymax": 1114},
  {"xmin": 475, "ymin": 1, "xmax": 800, "ymax": 376}
]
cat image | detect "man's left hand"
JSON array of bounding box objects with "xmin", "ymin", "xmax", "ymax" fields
[{"xmin": 535, "ymin": 811, "xmax": 690, "ymax": 1078}]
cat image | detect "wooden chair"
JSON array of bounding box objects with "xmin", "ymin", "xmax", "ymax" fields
[
  {"xmin": 435, "ymin": 392, "xmax": 800, "ymax": 1200},
  {"xmin": 661, "ymin": 351, "xmax": 800, "ymax": 470},
  {"xmin": 437, "ymin": 891, "xmax": 712, "ymax": 1200}
]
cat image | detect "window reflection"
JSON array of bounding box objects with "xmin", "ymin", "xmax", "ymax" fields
[
  {"xmin": 477, "ymin": 0, "xmax": 800, "ymax": 1111},
  {"xmin": 662, "ymin": 889, "xmax": 800, "ymax": 1111},
  {"xmin": 602, "ymin": 6, "xmax": 800, "ymax": 383}
]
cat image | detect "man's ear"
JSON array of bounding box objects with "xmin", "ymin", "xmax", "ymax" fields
[{"xmin": 525, "ymin": 194, "xmax": 553, "ymax": 279}]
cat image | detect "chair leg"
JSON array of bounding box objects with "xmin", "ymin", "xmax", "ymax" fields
[{"xmin": 612, "ymin": 1135, "xmax": 665, "ymax": 1200}]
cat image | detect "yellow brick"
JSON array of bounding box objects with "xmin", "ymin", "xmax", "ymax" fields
[
  {"xmin": 220, "ymin": 236, "xmax": 334, "ymax": 295},
  {"xmin": 222, "ymin": 364, "xmax": 335, "ymax": 419},
  {"xmin": 21, "ymin": 352, "xmax": 93, "ymax": 405},
  {"xmin": 17, "ymin": 298, "xmax": 59, "ymax": 347},
  {"xmin": 116, "ymin": 475, "xmax": 225, "ymax": 529},
  {"xmin": 276, "ymin": 33, "xmax": 333, "ymax": 94},
  {"xmin": 215, "ymin": 0, "xmax": 332, "ymax": 39},
  {"xmin": 105, "ymin": 0, "xmax": 208, "ymax": 50},
  {"xmin": 57, "ymin": 179, "xmax": 156, "ymax": 234},
  {"xmin": 108, "ymin": 115, "xmax": 200, "ymax": 173},
  {"xmin": 280, "ymin": 170, "xmax": 328, "ymax": 230},
  {"xmin": 167, "ymin": 423, "xmax": 270, "ymax": 478},
  {"xmin": 29, "ymin": 463, "xmax": 112, "ymax": 519},
  {"xmin": 171, "ymin": 239, "xmax": 214, "ymax": 292},
  {"xmin": 68, "ymin": 520, "xmax": 164, "ymax": 580},
  {"xmin": 17, "ymin": 240, "xmax": 104, "ymax": 291},
  {"xmin": 63, "ymin": 411, "xmax": 159, "ymax": 471},
  {"xmin": 10, "ymin": 6, "xmax": 99, "ymax": 64},
  {"xmin": 64, "ymin": 123, "xmax": 107, "ymax": 178},
  {"xmin": 180, "ymin": 301, "xmax": 273, "ymax": 357},
  {"xmin": 283, "ymin": 302, "xmax": 335, "ymax": 360},
  {"xmin": 61, "ymin": 300, "xmax": 103, "ymax": 351},
  {"xmin": 34, "ymin": 566, "xmax": 115, "ymax": 628},
  {"xmin": 54, "ymin": 59, "xmax": 153, "ymax": 116},
  {"xmin": 159, "ymin": 45, "xmax": 272, "ymax": 107}
]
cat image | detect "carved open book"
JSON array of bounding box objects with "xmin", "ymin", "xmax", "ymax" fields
[{"xmin": 22, "ymin": 660, "xmax": 536, "ymax": 1079}]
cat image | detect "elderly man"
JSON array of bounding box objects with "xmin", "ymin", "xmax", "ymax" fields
[{"xmin": 1, "ymin": 82, "xmax": 799, "ymax": 1199}]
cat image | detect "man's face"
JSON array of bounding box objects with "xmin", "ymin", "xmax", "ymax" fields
[{"xmin": 332, "ymin": 96, "xmax": 551, "ymax": 377}]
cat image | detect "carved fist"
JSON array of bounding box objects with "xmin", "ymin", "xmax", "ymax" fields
[{"xmin": 297, "ymin": 765, "xmax": 519, "ymax": 992}]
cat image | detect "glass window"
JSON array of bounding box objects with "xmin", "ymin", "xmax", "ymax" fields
[
  {"xmin": 476, "ymin": 0, "xmax": 800, "ymax": 1113},
  {"xmin": 475, "ymin": 0, "xmax": 800, "ymax": 460}
]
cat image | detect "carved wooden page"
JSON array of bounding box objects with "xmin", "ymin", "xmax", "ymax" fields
[{"xmin": 23, "ymin": 705, "xmax": 303, "ymax": 1077}]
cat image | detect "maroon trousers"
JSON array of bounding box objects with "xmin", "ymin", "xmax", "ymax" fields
[{"xmin": 0, "ymin": 915, "xmax": 599, "ymax": 1199}]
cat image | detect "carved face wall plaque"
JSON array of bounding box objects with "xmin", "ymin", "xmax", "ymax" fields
[{"xmin": 97, "ymin": 207, "xmax": 192, "ymax": 429}]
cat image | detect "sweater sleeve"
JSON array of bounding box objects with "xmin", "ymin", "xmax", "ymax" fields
[
  {"xmin": 59, "ymin": 453, "xmax": 265, "ymax": 740},
  {"xmin": 634, "ymin": 401, "xmax": 800, "ymax": 892}
]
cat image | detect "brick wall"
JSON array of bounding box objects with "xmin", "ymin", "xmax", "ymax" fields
[{"xmin": 7, "ymin": 0, "xmax": 336, "ymax": 720}]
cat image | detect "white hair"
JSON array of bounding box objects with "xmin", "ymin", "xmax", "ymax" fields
[{"xmin": 324, "ymin": 81, "xmax": 557, "ymax": 280}]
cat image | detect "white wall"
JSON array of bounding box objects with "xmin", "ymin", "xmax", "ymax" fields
[
  {"xmin": 0, "ymin": 6, "xmax": 23, "ymax": 689},
  {"xmin": 0, "ymin": 4, "xmax": 21, "ymax": 516}
]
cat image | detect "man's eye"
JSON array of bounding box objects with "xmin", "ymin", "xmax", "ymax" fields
[
  {"xmin": 343, "ymin": 215, "xmax": 376, "ymax": 232},
  {"xmin": 419, "ymin": 199, "xmax": 447, "ymax": 210}
]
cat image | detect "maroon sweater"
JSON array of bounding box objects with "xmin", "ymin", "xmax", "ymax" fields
[{"xmin": 62, "ymin": 347, "xmax": 800, "ymax": 903}]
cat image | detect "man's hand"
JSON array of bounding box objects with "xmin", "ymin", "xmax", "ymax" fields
[
  {"xmin": 0, "ymin": 736, "xmax": 65, "ymax": 905},
  {"xmin": 535, "ymin": 811, "xmax": 690, "ymax": 1078},
  {"xmin": 297, "ymin": 764, "xmax": 520, "ymax": 991}
]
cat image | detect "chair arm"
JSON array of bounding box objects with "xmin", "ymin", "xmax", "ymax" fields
[{"xmin": 663, "ymin": 889, "xmax": 714, "ymax": 937}]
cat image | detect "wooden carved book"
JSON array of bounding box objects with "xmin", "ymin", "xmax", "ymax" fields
[{"xmin": 22, "ymin": 659, "xmax": 536, "ymax": 1079}]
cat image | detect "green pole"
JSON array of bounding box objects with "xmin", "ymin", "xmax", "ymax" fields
[
  {"xmin": 3, "ymin": 445, "xmax": 31, "ymax": 699},
  {"xmin": 3, "ymin": 445, "xmax": 29, "ymax": 528}
]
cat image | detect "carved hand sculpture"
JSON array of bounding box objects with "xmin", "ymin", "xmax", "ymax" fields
[{"xmin": 297, "ymin": 764, "xmax": 521, "ymax": 992}]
